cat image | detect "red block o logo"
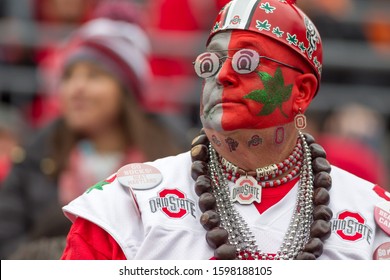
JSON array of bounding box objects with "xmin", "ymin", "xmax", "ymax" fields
[
  {"xmin": 336, "ymin": 211, "xmax": 364, "ymax": 241},
  {"xmin": 159, "ymin": 189, "xmax": 187, "ymax": 218}
]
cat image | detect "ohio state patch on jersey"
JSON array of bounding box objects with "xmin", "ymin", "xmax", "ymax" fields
[
  {"xmin": 331, "ymin": 211, "xmax": 373, "ymax": 244},
  {"xmin": 149, "ymin": 189, "xmax": 196, "ymax": 219}
]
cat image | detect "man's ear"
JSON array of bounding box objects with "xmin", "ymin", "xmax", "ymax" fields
[{"xmin": 292, "ymin": 73, "xmax": 318, "ymax": 113}]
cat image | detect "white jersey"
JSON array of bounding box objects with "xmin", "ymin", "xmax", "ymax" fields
[{"xmin": 63, "ymin": 152, "xmax": 390, "ymax": 260}]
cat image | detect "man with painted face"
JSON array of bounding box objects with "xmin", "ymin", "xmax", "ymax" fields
[{"xmin": 61, "ymin": 0, "xmax": 390, "ymax": 260}]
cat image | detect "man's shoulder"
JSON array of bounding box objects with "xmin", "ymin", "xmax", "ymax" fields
[
  {"xmin": 63, "ymin": 151, "xmax": 193, "ymax": 220},
  {"xmin": 330, "ymin": 165, "xmax": 390, "ymax": 204},
  {"xmin": 330, "ymin": 165, "xmax": 376, "ymax": 188},
  {"xmin": 146, "ymin": 151, "xmax": 191, "ymax": 169}
]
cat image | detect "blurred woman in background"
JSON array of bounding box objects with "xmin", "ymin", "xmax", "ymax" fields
[{"xmin": 0, "ymin": 16, "xmax": 180, "ymax": 259}]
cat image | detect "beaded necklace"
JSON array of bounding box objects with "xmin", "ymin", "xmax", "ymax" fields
[
  {"xmin": 190, "ymin": 131, "xmax": 333, "ymax": 260},
  {"xmin": 220, "ymin": 141, "xmax": 303, "ymax": 188},
  {"xmin": 221, "ymin": 139, "xmax": 303, "ymax": 183}
]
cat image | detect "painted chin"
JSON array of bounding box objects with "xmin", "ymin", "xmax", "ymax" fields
[
  {"xmin": 218, "ymin": 102, "xmax": 261, "ymax": 131},
  {"xmin": 223, "ymin": 101, "xmax": 260, "ymax": 115},
  {"xmin": 201, "ymin": 104, "xmax": 222, "ymax": 131},
  {"xmin": 202, "ymin": 102, "xmax": 293, "ymax": 131},
  {"xmin": 222, "ymin": 113, "xmax": 293, "ymax": 131}
]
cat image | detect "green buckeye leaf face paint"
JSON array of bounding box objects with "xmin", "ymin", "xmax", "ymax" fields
[{"xmin": 244, "ymin": 67, "xmax": 292, "ymax": 118}]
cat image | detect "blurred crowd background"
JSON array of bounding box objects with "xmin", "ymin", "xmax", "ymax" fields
[{"xmin": 0, "ymin": 0, "xmax": 389, "ymax": 259}]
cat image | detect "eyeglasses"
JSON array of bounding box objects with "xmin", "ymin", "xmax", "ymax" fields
[{"xmin": 193, "ymin": 49, "xmax": 304, "ymax": 78}]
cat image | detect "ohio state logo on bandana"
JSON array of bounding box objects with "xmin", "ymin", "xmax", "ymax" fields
[
  {"xmin": 149, "ymin": 189, "xmax": 196, "ymax": 219},
  {"xmin": 331, "ymin": 211, "xmax": 373, "ymax": 244}
]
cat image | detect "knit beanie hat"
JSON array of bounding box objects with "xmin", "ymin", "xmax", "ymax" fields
[{"xmin": 63, "ymin": 18, "xmax": 151, "ymax": 105}]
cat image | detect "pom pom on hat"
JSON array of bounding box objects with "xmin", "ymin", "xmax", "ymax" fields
[{"xmin": 91, "ymin": 0, "xmax": 142, "ymax": 25}]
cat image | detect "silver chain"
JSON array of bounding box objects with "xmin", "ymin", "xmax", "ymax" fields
[{"xmin": 208, "ymin": 131, "xmax": 314, "ymax": 260}]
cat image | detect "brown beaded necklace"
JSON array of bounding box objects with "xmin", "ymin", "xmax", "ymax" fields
[{"xmin": 190, "ymin": 130, "xmax": 333, "ymax": 260}]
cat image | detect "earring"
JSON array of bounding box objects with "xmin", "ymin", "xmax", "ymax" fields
[{"xmin": 294, "ymin": 108, "xmax": 307, "ymax": 130}]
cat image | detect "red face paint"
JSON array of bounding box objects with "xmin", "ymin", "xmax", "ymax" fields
[{"xmin": 201, "ymin": 31, "xmax": 300, "ymax": 132}]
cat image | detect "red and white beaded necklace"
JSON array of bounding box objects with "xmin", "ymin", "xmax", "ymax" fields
[{"xmin": 220, "ymin": 139, "xmax": 303, "ymax": 188}]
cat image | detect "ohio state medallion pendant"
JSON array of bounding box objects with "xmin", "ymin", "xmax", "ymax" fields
[{"xmin": 231, "ymin": 176, "xmax": 261, "ymax": 205}]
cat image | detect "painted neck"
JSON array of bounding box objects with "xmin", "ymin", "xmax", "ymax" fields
[{"xmin": 205, "ymin": 123, "xmax": 298, "ymax": 172}]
